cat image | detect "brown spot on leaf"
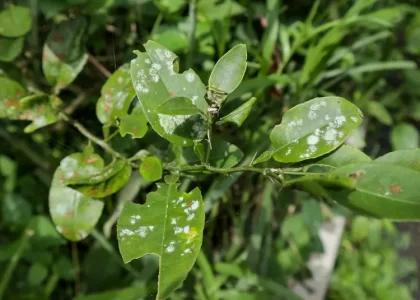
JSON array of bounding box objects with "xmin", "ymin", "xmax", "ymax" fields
[
  {"xmin": 168, "ymin": 91, "xmax": 175, "ymax": 97},
  {"xmin": 349, "ymin": 170, "xmax": 365, "ymax": 180},
  {"xmin": 53, "ymin": 34, "xmax": 65, "ymax": 42},
  {"xmin": 84, "ymin": 157, "xmax": 98, "ymax": 164},
  {"xmin": 389, "ymin": 185, "xmax": 403, "ymax": 194},
  {"xmin": 65, "ymin": 211, "xmax": 74, "ymax": 218},
  {"xmin": 88, "ymin": 189, "xmax": 98, "ymax": 195}
]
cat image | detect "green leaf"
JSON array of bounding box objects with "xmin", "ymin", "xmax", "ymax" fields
[
  {"xmin": 0, "ymin": 77, "xmax": 25, "ymax": 118},
  {"xmin": 252, "ymin": 150, "xmax": 273, "ymax": 165},
  {"xmin": 155, "ymin": 97, "xmax": 201, "ymax": 116},
  {"xmin": 193, "ymin": 143, "xmax": 206, "ymax": 163},
  {"xmin": 375, "ymin": 149, "xmax": 420, "ymax": 172},
  {"xmin": 209, "ymin": 44, "xmax": 247, "ymax": 95},
  {"xmin": 311, "ymin": 144, "xmax": 371, "ymax": 169},
  {"xmin": 63, "ymin": 159, "xmax": 125, "ymax": 185},
  {"xmin": 390, "ymin": 123, "xmax": 419, "ymax": 150},
  {"xmin": 0, "ymin": 36, "xmax": 24, "ymax": 62},
  {"xmin": 367, "ymin": 101, "xmax": 392, "ymax": 125},
  {"xmin": 65, "ymin": 160, "xmax": 132, "ymax": 198},
  {"xmin": 216, "ymin": 97, "xmax": 256, "ymax": 127},
  {"xmin": 152, "ymin": 28, "xmax": 188, "ymax": 52},
  {"xmin": 42, "ymin": 17, "xmax": 88, "ymax": 94},
  {"xmin": 131, "ymin": 41, "xmax": 208, "ymax": 146},
  {"xmin": 270, "ymin": 97, "xmax": 363, "ymax": 162},
  {"xmin": 96, "ymin": 64, "xmax": 136, "ymax": 125},
  {"xmin": 182, "ymin": 137, "xmax": 244, "ymax": 168},
  {"xmin": 49, "ymin": 153, "xmax": 105, "ymax": 241},
  {"xmin": 331, "ymin": 162, "xmax": 420, "ymax": 220},
  {"xmin": 117, "ymin": 184, "xmax": 204, "ymax": 299},
  {"xmin": 118, "ymin": 104, "xmax": 148, "ymax": 139},
  {"xmin": 27, "ymin": 263, "xmax": 48, "ymax": 286},
  {"xmin": 154, "ymin": 0, "xmax": 186, "ymax": 13},
  {"xmin": 0, "ymin": 6, "xmax": 31, "ymax": 37},
  {"xmin": 197, "ymin": 0, "xmax": 245, "ymax": 20},
  {"xmin": 140, "ymin": 156, "xmax": 163, "ymax": 182}
]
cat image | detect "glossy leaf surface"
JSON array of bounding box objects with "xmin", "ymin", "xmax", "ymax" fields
[
  {"xmin": 270, "ymin": 97, "xmax": 363, "ymax": 162},
  {"xmin": 209, "ymin": 44, "xmax": 247, "ymax": 95},
  {"xmin": 332, "ymin": 163, "xmax": 420, "ymax": 220}
]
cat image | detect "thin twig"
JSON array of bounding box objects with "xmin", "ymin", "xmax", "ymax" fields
[
  {"xmin": 0, "ymin": 128, "xmax": 52, "ymax": 171},
  {"xmin": 71, "ymin": 242, "xmax": 80, "ymax": 296},
  {"xmin": 0, "ymin": 230, "xmax": 33, "ymax": 299},
  {"xmin": 88, "ymin": 54, "xmax": 112, "ymax": 78},
  {"xmin": 60, "ymin": 113, "xmax": 124, "ymax": 159},
  {"xmin": 186, "ymin": 0, "xmax": 197, "ymax": 69}
]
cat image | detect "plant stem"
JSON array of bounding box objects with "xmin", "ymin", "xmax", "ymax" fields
[
  {"xmin": 104, "ymin": 129, "xmax": 120, "ymax": 142},
  {"xmin": 150, "ymin": 13, "xmax": 163, "ymax": 37},
  {"xmin": 0, "ymin": 229, "xmax": 33, "ymax": 299},
  {"xmin": 88, "ymin": 54, "xmax": 112, "ymax": 78},
  {"xmin": 71, "ymin": 242, "xmax": 80, "ymax": 296},
  {"xmin": 186, "ymin": 0, "xmax": 197, "ymax": 69},
  {"xmin": 168, "ymin": 164, "xmax": 270, "ymax": 176},
  {"xmin": 60, "ymin": 113, "xmax": 124, "ymax": 160}
]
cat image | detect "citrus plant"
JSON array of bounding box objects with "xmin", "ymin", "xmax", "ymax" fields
[{"xmin": 1, "ymin": 1, "xmax": 419, "ymax": 299}]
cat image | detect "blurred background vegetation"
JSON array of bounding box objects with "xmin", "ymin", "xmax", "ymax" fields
[{"xmin": 1, "ymin": 0, "xmax": 420, "ymax": 299}]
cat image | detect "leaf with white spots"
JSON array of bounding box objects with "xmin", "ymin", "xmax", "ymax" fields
[
  {"xmin": 42, "ymin": 17, "xmax": 88, "ymax": 94},
  {"xmin": 130, "ymin": 40, "xmax": 208, "ymax": 146},
  {"xmin": 155, "ymin": 97, "xmax": 201, "ymax": 116},
  {"xmin": 64, "ymin": 160, "xmax": 132, "ymax": 198},
  {"xmin": 270, "ymin": 97, "xmax": 363, "ymax": 163},
  {"xmin": 0, "ymin": 6, "xmax": 31, "ymax": 37},
  {"xmin": 96, "ymin": 64, "xmax": 136, "ymax": 125},
  {"xmin": 117, "ymin": 183, "xmax": 204, "ymax": 299},
  {"xmin": 49, "ymin": 153, "xmax": 104, "ymax": 241},
  {"xmin": 2, "ymin": 93, "xmax": 62, "ymax": 133}
]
